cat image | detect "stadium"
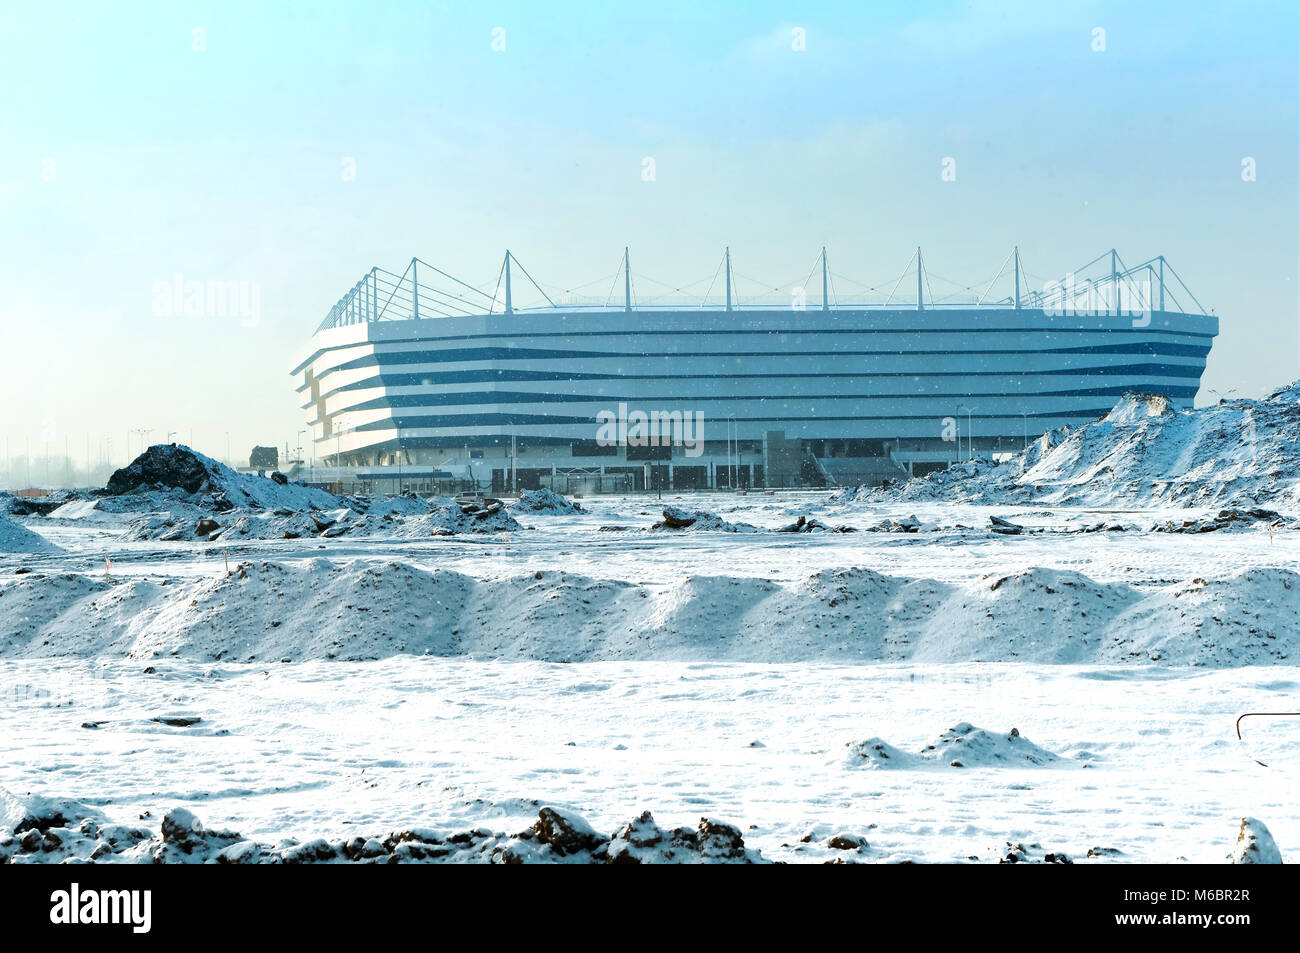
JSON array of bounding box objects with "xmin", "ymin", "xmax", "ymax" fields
[{"xmin": 290, "ymin": 247, "xmax": 1217, "ymax": 494}]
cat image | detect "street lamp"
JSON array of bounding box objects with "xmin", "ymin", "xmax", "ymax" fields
[
  {"xmin": 332, "ymin": 416, "xmax": 354, "ymax": 492},
  {"xmin": 955, "ymin": 405, "xmax": 972, "ymax": 462},
  {"xmin": 726, "ymin": 413, "xmax": 737, "ymax": 489},
  {"xmin": 334, "ymin": 417, "xmax": 348, "ymax": 467}
]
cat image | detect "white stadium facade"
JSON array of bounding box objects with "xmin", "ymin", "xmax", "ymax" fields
[{"xmin": 290, "ymin": 248, "xmax": 1216, "ymax": 493}]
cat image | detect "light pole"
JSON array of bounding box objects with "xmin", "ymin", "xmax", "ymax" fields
[
  {"xmin": 726, "ymin": 414, "xmax": 736, "ymax": 489},
  {"xmin": 1020, "ymin": 412, "xmax": 1030, "ymax": 451},
  {"xmin": 334, "ymin": 417, "xmax": 349, "ymax": 466},
  {"xmin": 955, "ymin": 405, "xmax": 972, "ymax": 462},
  {"xmin": 333, "ymin": 416, "xmax": 352, "ymax": 492}
]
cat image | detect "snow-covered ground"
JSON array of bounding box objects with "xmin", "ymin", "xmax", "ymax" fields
[
  {"xmin": 1, "ymin": 658, "xmax": 1296, "ymax": 863},
  {"xmin": 3, "ymin": 391, "xmax": 1300, "ymax": 862},
  {"xmin": 2, "ymin": 491, "xmax": 1298, "ymax": 862}
]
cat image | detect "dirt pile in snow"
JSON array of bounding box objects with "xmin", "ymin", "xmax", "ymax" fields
[
  {"xmin": 852, "ymin": 382, "xmax": 1300, "ymax": 508},
  {"xmin": 103, "ymin": 444, "xmax": 340, "ymax": 511},
  {"xmin": 650, "ymin": 506, "xmax": 759, "ymax": 532},
  {"xmin": 775, "ymin": 515, "xmax": 856, "ymax": 533},
  {"xmin": 1152, "ymin": 507, "xmax": 1289, "ymax": 534},
  {"xmin": 115, "ymin": 495, "xmax": 520, "ymax": 543},
  {"xmin": 0, "ymin": 515, "xmax": 61, "ymax": 554},
  {"xmin": 844, "ymin": 724, "xmax": 1064, "ymax": 769},
  {"xmin": 107, "ymin": 444, "xmax": 225, "ymax": 495},
  {"xmin": 0, "ymin": 793, "xmax": 767, "ymax": 865},
  {"xmin": 49, "ymin": 452, "xmax": 526, "ymax": 541},
  {"xmin": 991, "ymin": 841, "xmax": 1075, "ymax": 864},
  {"xmin": 126, "ymin": 498, "xmax": 521, "ymax": 543},
  {"xmin": 0, "ymin": 490, "xmax": 87, "ymax": 517},
  {"xmin": 510, "ymin": 489, "xmax": 583, "ymax": 513},
  {"xmin": 5, "ymin": 560, "xmax": 1298, "ymax": 665}
]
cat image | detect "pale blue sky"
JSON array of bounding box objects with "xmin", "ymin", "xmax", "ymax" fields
[{"xmin": 1, "ymin": 0, "xmax": 1296, "ymax": 472}]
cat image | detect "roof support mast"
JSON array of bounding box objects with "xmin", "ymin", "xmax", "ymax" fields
[
  {"xmin": 916, "ymin": 246, "xmax": 924, "ymax": 311},
  {"xmin": 411, "ymin": 258, "xmax": 419, "ymax": 321},
  {"xmin": 821, "ymin": 246, "xmax": 829, "ymax": 312},
  {"xmin": 504, "ymin": 250, "xmax": 513, "ymax": 315},
  {"xmin": 624, "ymin": 246, "xmax": 631, "ymax": 312},
  {"xmin": 1013, "ymin": 246, "xmax": 1021, "ymax": 310},
  {"xmin": 1110, "ymin": 248, "xmax": 1118, "ymax": 316},
  {"xmin": 725, "ymin": 246, "xmax": 732, "ymax": 312}
]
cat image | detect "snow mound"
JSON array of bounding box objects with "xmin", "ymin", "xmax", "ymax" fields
[
  {"xmin": 5, "ymin": 562, "xmax": 1298, "ymax": 665},
  {"xmin": 0, "ymin": 515, "xmax": 61, "ymax": 554},
  {"xmin": 1105, "ymin": 568, "xmax": 1300, "ymax": 665},
  {"xmin": 0, "ymin": 786, "xmax": 106, "ymax": 835},
  {"xmin": 1230, "ymin": 817, "xmax": 1283, "ymax": 864},
  {"xmin": 913, "ymin": 568, "xmax": 1141, "ymax": 664},
  {"xmin": 919, "ymin": 723, "xmax": 1062, "ymax": 767},
  {"xmin": 510, "ymin": 488, "xmax": 583, "ymax": 513},
  {"xmin": 844, "ymin": 725, "xmax": 1064, "ymax": 769},
  {"xmin": 842, "ymin": 738, "xmax": 918, "ymax": 768},
  {"xmin": 1102, "ymin": 392, "xmax": 1176, "ymax": 426},
  {"xmin": 855, "ymin": 382, "xmax": 1300, "ymax": 508},
  {"xmin": 1268, "ymin": 379, "xmax": 1300, "ymax": 402}
]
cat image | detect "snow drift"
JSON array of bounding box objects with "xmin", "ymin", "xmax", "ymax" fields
[
  {"xmin": 3, "ymin": 559, "xmax": 1296, "ymax": 665},
  {"xmin": 0, "ymin": 515, "xmax": 61, "ymax": 554},
  {"xmin": 851, "ymin": 382, "xmax": 1300, "ymax": 508}
]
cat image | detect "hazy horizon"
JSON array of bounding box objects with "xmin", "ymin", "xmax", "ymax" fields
[{"xmin": 2, "ymin": 0, "xmax": 1297, "ymax": 486}]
